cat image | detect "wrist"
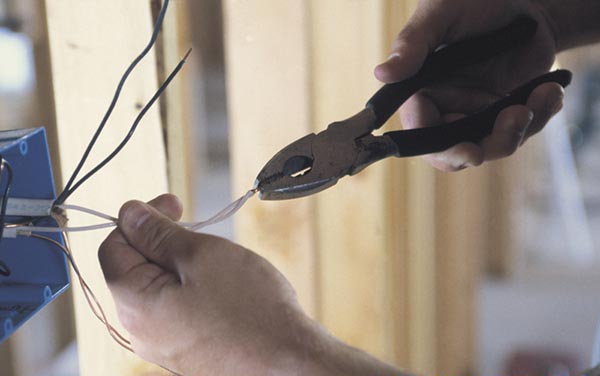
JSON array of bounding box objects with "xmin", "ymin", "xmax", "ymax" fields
[{"xmin": 536, "ymin": 0, "xmax": 600, "ymax": 51}]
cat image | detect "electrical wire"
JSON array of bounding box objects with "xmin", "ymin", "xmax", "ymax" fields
[
  {"xmin": 0, "ymin": 159, "xmax": 13, "ymax": 242},
  {"xmin": 0, "ymin": 158, "xmax": 13, "ymax": 277},
  {"xmin": 14, "ymin": 223, "xmax": 116, "ymax": 234},
  {"xmin": 30, "ymin": 233, "xmax": 133, "ymax": 352},
  {"xmin": 8, "ymin": 188, "xmax": 257, "ymax": 237},
  {"xmin": 0, "ymin": 261, "xmax": 8, "ymax": 277},
  {"xmin": 57, "ymin": 204, "xmax": 117, "ymax": 222},
  {"xmin": 31, "ymin": 232, "xmax": 184, "ymax": 375},
  {"xmin": 59, "ymin": 48, "xmax": 192, "ymax": 203},
  {"xmin": 11, "ymin": 204, "xmax": 118, "ymax": 234},
  {"xmin": 54, "ymin": 0, "xmax": 171, "ymax": 205},
  {"xmin": 184, "ymin": 189, "xmax": 257, "ymax": 231},
  {"xmin": 32, "ymin": 231, "xmax": 184, "ymax": 375}
]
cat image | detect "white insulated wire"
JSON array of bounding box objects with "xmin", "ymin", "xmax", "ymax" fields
[
  {"xmin": 15, "ymin": 222, "xmax": 116, "ymax": 234},
  {"xmin": 57, "ymin": 204, "xmax": 117, "ymax": 222},
  {"xmin": 183, "ymin": 189, "xmax": 257, "ymax": 231},
  {"xmin": 9, "ymin": 189, "xmax": 257, "ymax": 235}
]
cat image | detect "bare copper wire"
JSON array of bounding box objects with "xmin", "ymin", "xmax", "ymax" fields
[{"xmin": 30, "ymin": 233, "xmax": 133, "ymax": 352}]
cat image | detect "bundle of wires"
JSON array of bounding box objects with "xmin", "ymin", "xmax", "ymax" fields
[{"xmin": 53, "ymin": 0, "xmax": 189, "ymax": 206}]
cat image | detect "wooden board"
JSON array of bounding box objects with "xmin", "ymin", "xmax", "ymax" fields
[
  {"xmin": 224, "ymin": 0, "xmax": 318, "ymax": 316},
  {"xmin": 434, "ymin": 168, "xmax": 488, "ymax": 376},
  {"xmin": 158, "ymin": 0, "xmax": 195, "ymax": 221},
  {"xmin": 308, "ymin": 0, "xmax": 403, "ymax": 363},
  {"xmin": 44, "ymin": 1, "xmax": 170, "ymax": 374}
]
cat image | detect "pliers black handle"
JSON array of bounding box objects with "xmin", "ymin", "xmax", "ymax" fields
[
  {"xmin": 379, "ymin": 69, "xmax": 572, "ymax": 158},
  {"xmin": 255, "ymin": 16, "xmax": 572, "ymax": 200},
  {"xmin": 367, "ymin": 16, "xmax": 538, "ymax": 129}
]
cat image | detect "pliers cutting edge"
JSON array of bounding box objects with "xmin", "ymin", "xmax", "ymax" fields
[{"xmin": 254, "ymin": 16, "xmax": 572, "ymax": 200}]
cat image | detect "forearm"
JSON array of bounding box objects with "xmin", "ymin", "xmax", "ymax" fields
[
  {"xmin": 538, "ymin": 0, "xmax": 600, "ymax": 51},
  {"xmin": 312, "ymin": 338, "xmax": 410, "ymax": 376},
  {"xmin": 275, "ymin": 317, "xmax": 409, "ymax": 376}
]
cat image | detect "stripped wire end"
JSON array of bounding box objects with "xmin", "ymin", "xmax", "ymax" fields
[
  {"xmin": 51, "ymin": 206, "xmax": 69, "ymax": 228},
  {"xmin": 183, "ymin": 47, "xmax": 192, "ymax": 61}
]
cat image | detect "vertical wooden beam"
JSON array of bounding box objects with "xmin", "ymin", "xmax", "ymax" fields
[
  {"xmin": 484, "ymin": 161, "xmax": 515, "ymax": 277},
  {"xmin": 308, "ymin": 0, "xmax": 404, "ymax": 364},
  {"xmin": 224, "ymin": 0, "xmax": 318, "ymax": 316},
  {"xmin": 44, "ymin": 1, "xmax": 170, "ymax": 375},
  {"xmin": 187, "ymin": 0, "xmax": 225, "ymax": 71},
  {"xmin": 384, "ymin": 1, "xmax": 439, "ymax": 374},
  {"xmin": 434, "ymin": 168, "xmax": 489, "ymax": 376},
  {"xmin": 158, "ymin": 0, "xmax": 195, "ymax": 220}
]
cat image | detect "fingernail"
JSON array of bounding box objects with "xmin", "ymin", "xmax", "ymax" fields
[
  {"xmin": 551, "ymin": 99, "xmax": 564, "ymax": 115},
  {"xmin": 386, "ymin": 52, "xmax": 401, "ymax": 62},
  {"xmin": 526, "ymin": 110, "xmax": 534, "ymax": 123},
  {"xmin": 122, "ymin": 201, "xmax": 151, "ymax": 231},
  {"xmin": 517, "ymin": 111, "xmax": 534, "ymax": 145},
  {"xmin": 375, "ymin": 52, "xmax": 400, "ymax": 73},
  {"xmin": 520, "ymin": 111, "xmax": 534, "ymax": 131},
  {"xmin": 550, "ymin": 88, "xmax": 565, "ymax": 115}
]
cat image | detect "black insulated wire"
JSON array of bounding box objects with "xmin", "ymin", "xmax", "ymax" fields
[
  {"xmin": 0, "ymin": 261, "xmax": 9, "ymax": 277},
  {"xmin": 61, "ymin": 49, "xmax": 191, "ymax": 200},
  {"xmin": 55, "ymin": 0, "xmax": 171, "ymax": 205}
]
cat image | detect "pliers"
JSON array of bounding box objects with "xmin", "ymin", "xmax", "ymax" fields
[{"xmin": 254, "ymin": 16, "xmax": 572, "ymax": 200}]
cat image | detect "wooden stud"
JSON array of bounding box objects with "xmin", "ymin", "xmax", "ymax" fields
[
  {"xmin": 44, "ymin": 1, "xmax": 170, "ymax": 374},
  {"xmin": 308, "ymin": 0, "xmax": 400, "ymax": 363},
  {"xmin": 158, "ymin": 0, "xmax": 195, "ymax": 220},
  {"xmin": 224, "ymin": 0, "xmax": 318, "ymax": 316},
  {"xmin": 434, "ymin": 168, "xmax": 489, "ymax": 376}
]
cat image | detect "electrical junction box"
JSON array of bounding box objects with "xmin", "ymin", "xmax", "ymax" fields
[{"xmin": 0, "ymin": 127, "xmax": 69, "ymax": 343}]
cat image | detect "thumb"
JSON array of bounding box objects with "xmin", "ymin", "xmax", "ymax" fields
[
  {"xmin": 374, "ymin": 11, "xmax": 446, "ymax": 83},
  {"xmin": 118, "ymin": 200, "xmax": 191, "ymax": 272}
]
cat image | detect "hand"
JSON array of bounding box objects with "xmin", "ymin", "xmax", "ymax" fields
[
  {"xmin": 98, "ymin": 194, "xmax": 405, "ymax": 375},
  {"xmin": 375, "ymin": 0, "xmax": 565, "ymax": 171}
]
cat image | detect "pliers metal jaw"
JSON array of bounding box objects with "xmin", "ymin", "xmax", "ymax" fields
[
  {"xmin": 255, "ymin": 16, "xmax": 573, "ymax": 201},
  {"xmin": 254, "ymin": 108, "xmax": 396, "ymax": 200}
]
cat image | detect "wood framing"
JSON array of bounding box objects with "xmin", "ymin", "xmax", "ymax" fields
[
  {"xmin": 44, "ymin": 1, "xmax": 175, "ymax": 374},
  {"xmin": 224, "ymin": 0, "xmax": 318, "ymax": 316},
  {"xmin": 158, "ymin": 0, "xmax": 195, "ymax": 221}
]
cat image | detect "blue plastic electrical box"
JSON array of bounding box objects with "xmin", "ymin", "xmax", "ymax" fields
[{"xmin": 0, "ymin": 127, "xmax": 69, "ymax": 343}]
